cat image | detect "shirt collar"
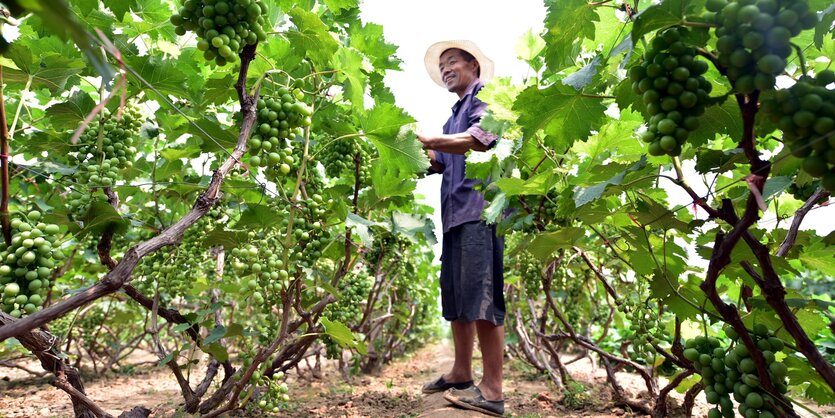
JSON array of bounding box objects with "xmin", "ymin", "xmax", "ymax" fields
[{"xmin": 451, "ymin": 78, "xmax": 483, "ymax": 114}]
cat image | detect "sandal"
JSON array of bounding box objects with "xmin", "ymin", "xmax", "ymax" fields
[
  {"xmin": 444, "ymin": 386, "xmax": 505, "ymax": 417},
  {"xmin": 421, "ymin": 375, "xmax": 474, "ymax": 394}
]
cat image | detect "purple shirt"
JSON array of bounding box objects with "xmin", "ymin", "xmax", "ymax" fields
[{"xmin": 433, "ymin": 79, "xmax": 498, "ymax": 233}]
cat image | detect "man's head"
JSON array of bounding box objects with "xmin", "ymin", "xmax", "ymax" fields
[
  {"xmin": 424, "ymin": 40, "xmax": 494, "ymax": 96},
  {"xmin": 438, "ymin": 48, "xmax": 480, "ymax": 96}
]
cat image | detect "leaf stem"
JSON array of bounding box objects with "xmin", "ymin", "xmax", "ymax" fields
[{"xmin": 8, "ymin": 75, "xmax": 32, "ymax": 141}]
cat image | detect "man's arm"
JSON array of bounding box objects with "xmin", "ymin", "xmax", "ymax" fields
[{"xmin": 418, "ymin": 132, "xmax": 489, "ymax": 155}]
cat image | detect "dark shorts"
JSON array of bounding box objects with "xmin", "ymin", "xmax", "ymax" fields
[{"xmin": 440, "ymin": 221, "xmax": 505, "ymax": 325}]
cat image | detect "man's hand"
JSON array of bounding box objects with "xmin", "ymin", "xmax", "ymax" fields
[{"xmin": 417, "ymin": 132, "xmax": 436, "ymax": 150}]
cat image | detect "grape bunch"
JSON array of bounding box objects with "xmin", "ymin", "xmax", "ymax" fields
[
  {"xmin": 761, "ymin": 71, "xmax": 835, "ymax": 192},
  {"xmin": 133, "ymin": 208, "xmax": 225, "ymax": 300},
  {"xmin": 786, "ymin": 179, "xmax": 828, "ymax": 203},
  {"xmin": 247, "ymin": 86, "xmax": 312, "ymax": 179},
  {"xmin": 316, "ymin": 136, "xmax": 374, "ymax": 184},
  {"xmin": 170, "ymin": 0, "xmax": 268, "ymax": 66},
  {"xmin": 630, "ymin": 27, "xmax": 712, "ymax": 156},
  {"xmin": 703, "ymin": 0, "xmax": 817, "ymax": 93},
  {"xmin": 628, "ymin": 303, "xmax": 666, "ymax": 360},
  {"xmin": 254, "ymin": 372, "xmax": 290, "ymax": 414},
  {"xmin": 68, "ymin": 105, "xmax": 142, "ymax": 218},
  {"xmin": 0, "ymin": 211, "xmax": 64, "ymax": 317},
  {"xmin": 322, "ymin": 270, "xmax": 373, "ymax": 358},
  {"xmin": 684, "ymin": 324, "xmax": 789, "ymax": 418}
]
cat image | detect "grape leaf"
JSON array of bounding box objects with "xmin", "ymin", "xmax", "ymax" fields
[
  {"xmin": 542, "ymin": 0, "xmax": 600, "ymax": 71},
  {"xmin": 514, "ymin": 83, "xmax": 607, "ymax": 150},
  {"xmin": 562, "ymin": 55, "xmax": 602, "ymax": 90},
  {"xmin": 348, "ymin": 22, "xmax": 401, "ymax": 71},
  {"xmin": 125, "ymin": 55, "xmax": 190, "ymax": 101},
  {"xmin": 528, "ymin": 227, "xmax": 586, "ymax": 261},
  {"xmin": 321, "ymin": 317, "xmax": 367, "ymax": 355},
  {"xmin": 814, "ymin": 4, "xmax": 835, "ymax": 50},
  {"xmin": 574, "ymin": 156, "xmax": 647, "ymax": 207},
  {"xmin": 332, "ymin": 47, "xmax": 367, "ymax": 110},
  {"xmin": 45, "ymin": 90, "xmax": 95, "ymax": 130},
  {"xmin": 391, "ymin": 212, "xmax": 437, "ymax": 245},
  {"xmin": 632, "ymin": 0, "xmax": 704, "ymax": 43},
  {"xmin": 360, "ymin": 104, "xmax": 428, "ymax": 175},
  {"xmin": 287, "ymin": 7, "xmax": 340, "ymax": 68},
  {"xmin": 495, "ymin": 173, "xmax": 553, "ymax": 196},
  {"xmin": 1, "ymin": 45, "xmax": 84, "ymax": 93},
  {"xmin": 323, "ymin": 0, "xmax": 358, "ymax": 13}
]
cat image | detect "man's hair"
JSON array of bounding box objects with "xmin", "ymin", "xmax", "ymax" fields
[{"xmin": 442, "ymin": 48, "xmax": 481, "ymax": 78}]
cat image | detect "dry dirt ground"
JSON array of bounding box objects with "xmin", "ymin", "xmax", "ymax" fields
[{"xmin": 0, "ymin": 340, "xmax": 831, "ymax": 418}]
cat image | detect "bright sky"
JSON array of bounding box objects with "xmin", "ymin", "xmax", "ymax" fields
[{"xmin": 361, "ymin": 0, "xmax": 546, "ymax": 259}]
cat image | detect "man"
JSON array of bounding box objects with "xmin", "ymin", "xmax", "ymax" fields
[{"xmin": 417, "ymin": 40, "xmax": 505, "ymax": 417}]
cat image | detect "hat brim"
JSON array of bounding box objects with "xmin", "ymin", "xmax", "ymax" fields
[{"xmin": 424, "ymin": 40, "xmax": 494, "ymax": 88}]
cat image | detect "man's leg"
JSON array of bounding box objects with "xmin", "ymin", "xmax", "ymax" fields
[
  {"xmin": 444, "ymin": 319, "xmax": 476, "ymax": 383},
  {"xmin": 475, "ymin": 320, "xmax": 504, "ymax": 401}
]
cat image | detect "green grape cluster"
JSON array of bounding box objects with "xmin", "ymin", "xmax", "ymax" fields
[
  {"xmin": 786, "ymin": 179, "xmax": 828, "ymax": 203},
  {"xmin": 170, "ymin": 0, "xmax": 268, "ymax": 66},
  {"xmin": 316, "ymin": 136, "xmax": 374, "ymax": 184},
  {"xmin": 247, "ymin": 86, "xmax": 312, "ymax": 178},
  {"xmin": 761, "ymin": 71, "xmax": 835, "ymax": 191},
  {"xmin": 628, "ymin": 303, "xmax": 666, "ymax": 360},
  {"xmin": 255, "ymin": 372, "xmax": 289, "ymax": 414},
  {"xmin": 322, "ymin": 270, "xmax": 373, "ymax": 358},
  {"xmin": 0, "ymin": 211, "xmax": 64, "ymax": 317},
  {"xmin": 67, "ymin": 106, "xmax": 142, "ymax": 218},
  {"xmin": 703, "ymin": 0, "xmax": 817, "ymax": 93},
  {"xmin": 630, "ymin": 27, "xmax": 712, "ymax": 156},
  {"xmin": 684, "ymin": 324, "xmax": 789, "ymax": 418},
  {"xmin": 134, "ymin": 209, "xmax": 224, "ymax": 300}
]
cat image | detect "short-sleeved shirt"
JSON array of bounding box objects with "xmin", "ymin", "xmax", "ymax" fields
[{"xmin": 433, "ymin": 79, "xmax": 498, "ymax": 233}]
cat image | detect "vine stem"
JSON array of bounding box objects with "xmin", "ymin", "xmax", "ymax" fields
[
  {"xmin": 790, "ymin": 43, "xmax": 808, "ymax": 75},
  {"xmin": 0, "ymin": 66, "xmax": 10, "ymax": 245},
  {"xmin": 7, "ymin": 75, "xmax": 31, "ymax": 141}
]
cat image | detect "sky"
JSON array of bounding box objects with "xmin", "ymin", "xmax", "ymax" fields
[{"xmin": 360, "ymin": 0, "xmax": 547, "ymax": 260}]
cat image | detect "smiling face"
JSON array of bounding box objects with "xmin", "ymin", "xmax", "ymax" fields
[{"xmin": 438, "ymin": 48, "xmax": 480, "ymax": 98}]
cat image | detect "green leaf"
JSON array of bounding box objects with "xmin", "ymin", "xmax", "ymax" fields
[
  {"xmin": 79, "ymin": 199, "xmax": 129, "ymax": 237},
  {"xmin": 125, "ymin": 55, "xmax": 190, "ymax": 100},
  {"xmin": 201, "ymin": 342, "xmax": 229, "ymax": 362},
  {"xmin": 574, "ymin": 156, "xmax": 647, "ymax": 207},
  {"xmin": 236, "ymin": 205, "xmax": 284, "ymax": 229},
  {"xmin": 695, "ymin": 148, "xmax": 746, "ymax": 174},
  {"xmin": 345, "ymin": 213, "xmax": 388, "ymax": 245},
  {"xmin": 348, "ymin": 22, "xmax": 401, "ymax": 71},
  {"xmin": 360, "ymin": 104, "xmax": 428, "ymax": 176},
  {"xmin": 632, "ymin": 194, "xmax": 690, "ymax": 231},
  {"xmin": 562, "ymin": 56, "xmax": 601, "ymax": 90},
  {"xmin": 542, "ymin": 0, "xmax": 599, "ymax": 70},
  {"xmin": 761, "ymin": 176, "xmax": 791, "ymax": 202},
  {"xmin": 102, "ymin": 0, "xmax": 138, "ymax": 21},
  {"xmin": 798, "ymin": 241, "xmax": 835, "ymax": 276},
  {"xmin": 482, "ymin": 192, "xmax": 508, "ymax": 225},
  {"xmin": 320, "ymin": 317, "xmax": 367, "ymax": 355},
  {"xmin": 189, "ymin": 117, "xmax": 239, "ymax": 153},
  {"xmin": 496, "ymin": 173, "xmax": 552, "ymax": 196},
  {"xmin": 515, "ymin": 28, "xmax": 545, "ymax": 67},
  {"xmin": 45, "ymin": 90, "xmax": 95, "ymax": 130},
  {"xmin": 287, "ymin": 7, "xmax": 340, "ymax": 68},
  {"xmin": 332, "ymin": 47, "xmax": 367, "ymax": 110},
  {"xmin": 391, "ymin": 212, "xmax": 436, "ymax": 246},
  {"xmin": 203, "ymin": 325, "xmax": 226, "ymax": 345},
  {"xmin": 322, "ymin": 0, "xmax": 358, "ymax": 13},
  {"xmin": 514, "ymin": 83, "xmax": 607, "ymax": 150},
  {"xmin": 2, "ymin": 45, "xmax": 85, "ymax": 93},
  {"xmin": 528, "ymin": 227, "xmax": 586, "ymax": 261},
  {"xmin": 632, "ymin": 0, "xmax": 701, "ymax": 43},
  {"xmin": 814, "ymin": 4, "xmax": 835, "ymax": 50},
  {"xmin": 202, "ymin": 228, "xmax": 246, "ymax": 250},
  {"xmin": 689, "ymin": 95, "xmax": 742, "ymax": 147}
]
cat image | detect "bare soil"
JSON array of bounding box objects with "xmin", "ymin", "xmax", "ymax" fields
[{"xmin": 1, "ymin": 340, "xmax": 831, "ymax": 418}]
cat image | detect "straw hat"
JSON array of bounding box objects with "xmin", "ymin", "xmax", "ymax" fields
[{"xmin": 424, "ymin": 40, "xmax": 494, "ymax": 88}]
